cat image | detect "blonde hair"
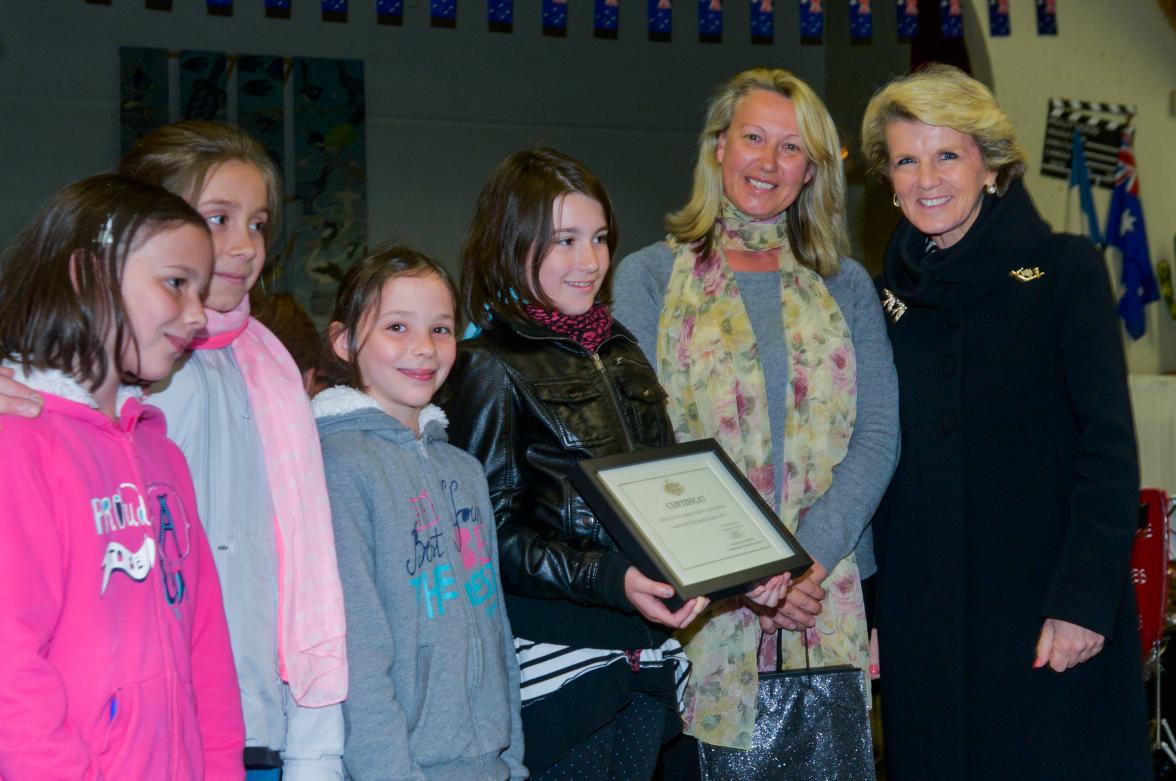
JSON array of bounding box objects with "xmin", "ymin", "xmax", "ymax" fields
[
  {"xmin": 860, "ymin": 64, "xmax": 1027, "ymax": 194},
  {"xmin": 119, "ymin": 120, "xmax": 283, "ymax": 247},
  {"xmin": 667, "ymin": 68, "xmax": 848, "ymax": 277}
]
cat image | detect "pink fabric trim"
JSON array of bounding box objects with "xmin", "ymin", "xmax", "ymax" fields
[
  {"xmin": 190, "ymin": 307, "xmax": 250, "ymax": 351},
  {"xmin": 193, "ymin": 299, "xmax": 348, "ymax": 706}
]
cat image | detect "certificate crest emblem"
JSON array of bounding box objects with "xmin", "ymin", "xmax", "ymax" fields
[{"xmin": 663, "ymin": 479, "xmax": 686, "ymax": 496}]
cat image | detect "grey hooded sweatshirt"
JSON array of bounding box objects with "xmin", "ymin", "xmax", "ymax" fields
[{"xmin": 313, "ymin": 388, "xmax": 526, "ymax": 781}]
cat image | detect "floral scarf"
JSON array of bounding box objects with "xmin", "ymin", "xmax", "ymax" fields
[{"xmin": 655, "ymin": 200, "xmax": 866, "ymax": 749}]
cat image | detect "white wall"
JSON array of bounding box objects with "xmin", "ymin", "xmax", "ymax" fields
[{"xmin": 963, "ymin": 0, "xmax": 1176, "ymax": 373}]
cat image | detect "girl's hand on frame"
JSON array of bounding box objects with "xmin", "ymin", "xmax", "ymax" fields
[
  {"xmin": 0, "ymin": 367, "xmax": 44, "ymax": 419},
  {"xmin": 745, "ymin": 573, "xmax": 790, "ymax": 632},
  {"xmin": 745, "ymin": 573, "xmax": 790, "ymax": 608},
  {"xmin": 623, "ymin": 567, "xmax": 710, "ymax": 629},
  {"xmin": 1034, "ymin": 618, "xmax": 1105, "ymax": 673}
]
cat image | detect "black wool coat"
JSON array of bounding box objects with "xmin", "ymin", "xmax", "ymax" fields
[{"xmin": 872, "ymin": 180, "xmax": 1149, "ymax": 780}]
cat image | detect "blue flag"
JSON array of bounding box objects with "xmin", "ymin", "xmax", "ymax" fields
[
  {"xmin": 1065, "ymin": 129, "xmax": 1101, "ymax": 246},
  {"xmin": 1105, "ymin": 128, "xmax": 1157, "ymax": 339}
]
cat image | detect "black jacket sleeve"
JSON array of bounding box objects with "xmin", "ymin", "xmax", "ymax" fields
[
  {"xmin": 1041, "ymin": 236, "xmax": 1140, "ymax": 638},
  {"xmin": 444, "ymin": 345, "xmax": 633, "ymax": 611}
]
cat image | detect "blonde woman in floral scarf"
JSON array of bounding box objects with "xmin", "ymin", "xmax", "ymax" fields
[{"xmin": 612, "ymin": 67, "xmax": 900, "ymax": 776}]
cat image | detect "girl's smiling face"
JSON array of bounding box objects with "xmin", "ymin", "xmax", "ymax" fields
[
  {"xmin": 119, "ymin": 223, "xmax": 212, "ymax": 383},
  {"xmin": 195, "ymin": 160, "xmax": 270, "ymax": 313},
  {"xmin": 534, "ymin": 193, "xmax": 610, "ymax": 316},
  {"xmin": 335, "ymin": 272, "xmax": 457, "ymax": 435}
]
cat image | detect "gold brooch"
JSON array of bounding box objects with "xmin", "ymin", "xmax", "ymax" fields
[
  {"xmin": 881, "ymin": 288, "xmax": 907, "ymax": 323},
  {"xmin": 1009, "ymin": 267, "xmax": 1045, "ymax": 282}
]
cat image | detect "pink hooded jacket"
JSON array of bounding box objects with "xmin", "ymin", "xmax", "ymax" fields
[{"xmin": 0, "ymin": 375, "xmax": 244, "ymax": 781}]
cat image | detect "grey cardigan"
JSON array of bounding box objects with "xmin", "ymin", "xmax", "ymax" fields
[
  {"xmin": 611, "ymin": 241, "xmax": 900, "ymax": 579},
  {"xmin": 314, "ymin": 389, "xmax": 526, "ymax": 781}
]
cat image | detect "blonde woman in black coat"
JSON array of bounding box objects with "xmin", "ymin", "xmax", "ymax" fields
[{"xmin": 861, "ymin": 64, "xmax": 1148, "ymax": 781}]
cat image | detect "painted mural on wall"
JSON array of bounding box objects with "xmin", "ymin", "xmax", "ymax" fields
[
  {"xmin": 119, "ymin": 47, "xmax": 169, "ymax": 157},
  {"xmin": 119, "ymin": 47, "xmax": 368, "ymax": 327},
  {"xmin": 237, "ymin": 55, "xmax": 287, "ymax": 173},
  {"xmin": 180, "ymin": 51, "xmax": 229, "ymax": 121},
  {"xmin": 282, "ymin": 57, "xmax": 368, "ymax": 323}
]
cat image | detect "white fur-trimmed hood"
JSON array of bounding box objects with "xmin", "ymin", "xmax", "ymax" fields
[
  {"xmin": 2, "ymin": 361, "xmax": 144, "ymax": 411},
  {"xmin": 312, "ymin": 385, "xmax": 448, "ymax": 441}
]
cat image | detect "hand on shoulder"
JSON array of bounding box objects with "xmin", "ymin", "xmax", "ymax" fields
[{"xmin": 0, "ymin": 367, "xmax": 44, "ymax": 419}]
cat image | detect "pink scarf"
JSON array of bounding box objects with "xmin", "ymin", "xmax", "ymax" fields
[{"xmin": 190, "ymin": 299, "xmax": 348, "ymax": 707}]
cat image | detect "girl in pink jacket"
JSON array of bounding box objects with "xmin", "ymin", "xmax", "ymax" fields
[{"xmin": 0, "ymin": 174, "xmax": 244, "ymax": 780}]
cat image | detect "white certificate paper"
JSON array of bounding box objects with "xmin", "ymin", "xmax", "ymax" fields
[{"xmin": 599, "ymin": 450, "xmax": 796, "ymax": 586}]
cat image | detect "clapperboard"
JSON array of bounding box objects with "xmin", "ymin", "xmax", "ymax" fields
[{"xmin": 1041, "ymin": 98, "xmax": 1136, "ymax": 190}]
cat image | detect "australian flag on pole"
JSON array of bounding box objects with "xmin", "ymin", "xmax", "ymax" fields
[{"xmin": 1105, "ymin": 128, "xmax": 1157, "ymax": 339}]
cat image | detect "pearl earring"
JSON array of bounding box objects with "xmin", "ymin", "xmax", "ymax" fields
[{"xmin": 985, "ymin": 183, "xmax": 997, "ymax": 195}]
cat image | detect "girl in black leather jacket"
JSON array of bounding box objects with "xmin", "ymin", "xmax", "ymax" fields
[{"xmin": 443, "ymin": 149, "xmax": 709, "ymax": 780}]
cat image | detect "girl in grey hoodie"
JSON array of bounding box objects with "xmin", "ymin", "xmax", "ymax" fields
[{"xmin": 313, "ymin": 244, "xmax": 526, "ymax": 781}]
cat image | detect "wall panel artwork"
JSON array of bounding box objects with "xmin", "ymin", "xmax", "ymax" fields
[
  {"xmin": 120, "ymin": 47, "xmax": 169, "ymax": 157},
  {"xmin": 180, "ymin": 50, "xmax": 229, "ymax": 121},
  {"xmin": 284, "ymin": 57, "xmax": 368, "ymax": 322},
  {"xmin": 117, "ymin": 48, "xmax": 367, "ymax": 324},
  {"xmin": 237, "ymin": 54, "xmax": 287, "ymax": 172}
]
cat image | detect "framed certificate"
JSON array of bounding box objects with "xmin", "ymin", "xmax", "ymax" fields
[{"xmin": 568, "ymin": 438, "xmax": 812, "ymax": 605}]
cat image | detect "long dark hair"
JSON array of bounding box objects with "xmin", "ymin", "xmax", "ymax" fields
[
  {"xmin": 324, "ymin": 243, "xmax": 459, "ymax": 390},
  {"xmin": 0, "ymin": 174, "xmax": 206, "ymax": 388},
  {"xmin": 460, "ymin": 148, "xmax": 618, "ymax": 330}
]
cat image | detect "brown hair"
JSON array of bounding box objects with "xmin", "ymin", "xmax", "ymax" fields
[
  {"xmin": 0, "ymin": 174, "xmax": 207, "ymax": 388},
  {"xmin": 119, "ymin": 120, "xmax": 282, "ymax": 245},
  {"xmin": 325, "ymin": 243, "xmax": 459, "ymax": 390},
  {"xmin": 460, "ymin": 148, "xmax": 618, "ymax": 330},
  {"xmin": 250, "ymin": 291, "xmax": 320, "ymax": 375}
]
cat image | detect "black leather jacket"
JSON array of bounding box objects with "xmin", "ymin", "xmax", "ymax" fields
[{"xmin": 444, "ymin": 316, "xmax": 674, "ymax": 649}]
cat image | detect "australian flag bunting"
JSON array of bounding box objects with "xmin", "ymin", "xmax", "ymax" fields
[{"xmin": 1105, "ymin": 128, "xmax": 1158, "ymax": 339}]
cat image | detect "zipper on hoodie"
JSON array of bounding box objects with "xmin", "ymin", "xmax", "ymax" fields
[
  {"xmin": 116, "ymin": 413, "xmax": 181, "ymax": 773},
  {"xmin": 421, "ymin": 439, "xmax": 495, "ymax": 758}
]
